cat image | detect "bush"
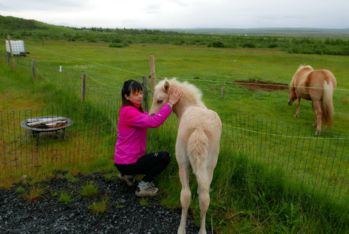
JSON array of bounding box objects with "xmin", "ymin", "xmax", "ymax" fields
[
  {"xmin": 88, "ymin": 198, "xmax": 108, "ymax": 213},
  {"xmin": 242, "ymin": 42, "xmax": 256, "ymax": 48},
  {"xmin": 58, "ymin": 192, "xmax": 73, "ymax": 204},
  {"xmin": 109, "ymin": 42, "xmax": 128, "ymax": 48},
  {"xmin": 80, "ymin": 182, "xmax": 99, "ymax": 197},
  {"xmin": 208, "ymin": 41, "xmax": 225, "ymax": 48},
  {"xmin": 268, "ymin": 43, "xmax": 278, "ymax": 48}
]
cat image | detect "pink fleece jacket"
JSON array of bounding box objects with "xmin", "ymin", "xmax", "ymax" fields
[{"xmin": 114, "ymin": 103, "xmax": 172, "ymax": 164}]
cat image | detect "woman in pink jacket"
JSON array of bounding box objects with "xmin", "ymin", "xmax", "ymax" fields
[{"xmin": 114, "ymin": 79, "xmax": 182, "ymax": 197}]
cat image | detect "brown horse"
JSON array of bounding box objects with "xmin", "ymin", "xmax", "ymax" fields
[{"xmin": 288, "ymin": 65, "xmax": 337, "ymax": 135}]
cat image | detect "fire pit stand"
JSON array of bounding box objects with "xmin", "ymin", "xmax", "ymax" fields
[{"xmin": 21, "ymin": 116, "xmax": 73, "ymax": 146}]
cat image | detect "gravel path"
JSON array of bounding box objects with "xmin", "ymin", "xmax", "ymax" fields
[{"xmin": 0, "ymin": 172, "xmax": 205, "ymax": 234}]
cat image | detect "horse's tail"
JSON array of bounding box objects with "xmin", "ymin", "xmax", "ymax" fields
[
  {"xmin": 322, "ymin": 79, "xmax": 334, "ymax": 126},
  {"xmin": 187, "ymin": 128, "xmax": 208, "ymax": 176}
]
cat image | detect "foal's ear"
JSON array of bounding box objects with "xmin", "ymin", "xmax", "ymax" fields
[{"xmin": 164, "ymin": 81, "xmax": 170, "ymax": 93}]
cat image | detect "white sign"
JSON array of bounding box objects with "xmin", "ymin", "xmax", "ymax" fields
[{"xmin": 5, "ymin": 40, "xmax": 26, "ymax": 55}]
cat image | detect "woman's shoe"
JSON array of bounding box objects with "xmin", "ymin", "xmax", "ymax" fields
[
  {"xmin": 118, "ymin": 174, "xmax": 135, "ymax": 186},
  {"xmin": 135, "ymin": 181, "xmax": 158, "ymax": 197}
]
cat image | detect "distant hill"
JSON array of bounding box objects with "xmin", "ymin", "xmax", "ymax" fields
[
  {"xmin": 0, "ymin": 15, "xmax": 49, "ymax": 30},
  {"xmin": 1, "ymin": 15, "xmax": 349, "ymax": 56},
  {"xmin": 166, "ymin": 28, "xmax": 349, "ymax": 38}
]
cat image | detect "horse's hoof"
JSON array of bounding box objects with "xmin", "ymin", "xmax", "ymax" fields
[
  {"xmin": 314, "ymin": 131, "xmax": 320, "ymax": 136},
  {"xmin": 177, "ymin": 227, "xmax": 185, "ymax": 234}
]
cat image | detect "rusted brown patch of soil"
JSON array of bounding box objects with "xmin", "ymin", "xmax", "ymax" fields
[{"xmin": 235, "ymin": 80, "xmax": 288, "ymax": 92}]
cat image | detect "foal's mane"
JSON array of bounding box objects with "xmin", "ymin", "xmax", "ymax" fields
[{"xmin": 160, "ymin": 78, "xmax": 204, "ymax": 105}]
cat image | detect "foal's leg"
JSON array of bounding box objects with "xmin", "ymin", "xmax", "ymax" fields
[
  {"xmin": 176, "ymin": 131, "xmax": 191, "ymax": 234},
  {"xmin": 196, "ymin": 169, "xmax": 210, "ymax": 234},
  {"xmin": 177, "ymin": 161, "xmax": 191, "ymax": 234},
  {"xmin": 313, "ymin": 100, "xmax": 322, "ymax": 135}
]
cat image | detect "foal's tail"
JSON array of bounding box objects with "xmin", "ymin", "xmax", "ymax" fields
[
  {"xmin": 187, "ymin": 128, "xmax": 208, "ymax": 176},
  {"xmin": 322, "ymin": 79, "xmax": 335, "ymax": 126}
]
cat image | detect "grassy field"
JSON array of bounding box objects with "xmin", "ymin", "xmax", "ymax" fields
[{"xmin": 1, "ymin": 40, "xmax": 349, "ymax": 233}]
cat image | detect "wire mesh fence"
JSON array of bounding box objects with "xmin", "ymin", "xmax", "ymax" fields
[
  {"xmin": 1, "ymin": 45, "xmax": 348, "ymax": 211},
  {"xmin": 222, "ymin": 114, "xmax": 349, "ymax": 203},
  {"xmin": 1, "ymin": 105, "xmax": 348, "ymax": 204},
  {"xmin": 0, "ymin": 100, "xmax": 119, "ymax": 186}
]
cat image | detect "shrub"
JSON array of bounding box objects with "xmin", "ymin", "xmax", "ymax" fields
[
  {"xmin": 268, "ymin": 43, "xmax": 278, "ymax": 48},
  {"xmin": 80, "ymin": 182, "xmax": 99, "ymax": 197},
  {"xmin": 208, "ymin": 41, "xmax": 225, "ymax": 48},
  {"xmin": 22, "ymin": 187, "xmax": 44, "ymax": 201},
  {"xmin": 109, "ymin": 42, "xmax": 128, "ymax": 48},
  {"xmin": 64, "ymin": 173, "xmax": 79, "ymax": 183},
  {"xmin": 242, "ymin": 42, "xmax": 256, "ymax": 48},
  {"xmin": 15, "ymin": 186, "xmax": 26, "ymax": 195},
  {"xmin": 58, "ymin": 192, "xmax": 73, "ymax": 204},
  {"xmin": 88, "ymin": 198, "xmax": 108, "ymax": 213}
]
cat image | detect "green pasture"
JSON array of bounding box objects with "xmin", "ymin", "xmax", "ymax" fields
[{"xmin": 1, "ymin": 40, "xmax": 349, "ymax": 232}]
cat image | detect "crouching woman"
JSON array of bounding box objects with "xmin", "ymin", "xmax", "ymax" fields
[{"xmin": 114, "ymin": 79, "xmax": 182, "ymax": 197}]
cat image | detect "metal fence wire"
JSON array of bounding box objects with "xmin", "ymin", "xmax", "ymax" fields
[
  {"xmin": 1, "ymin": 106, "xmax": 348, "ymax": 203},
  {"xmin": 1, "ymin": 47, "xmax": 348, "ymax": 217}
]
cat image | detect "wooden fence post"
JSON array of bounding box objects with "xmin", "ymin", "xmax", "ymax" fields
[
  {"xmin": 31, "ymin": 60, "xmax": 36, "ymax": 81},
  {"xmin": 81, "ymin": 72, "xmax": 86, "ymax": 101},
  {"xmin": 7, "ymin": 35, "xmax": 15, "ymax": 68},
  {"xmin": 142, "ymin": 76, "xmax": 149, "ymax": 112},
  {"xmin": 6, "ymin": 52, "xmax": 10, "ymax": 65},
  {"xmin": 221, "ymin": 84, "xmax": 225, "ymax": 98},
  {"xmin": 149, "ymin": 55, "xmax": 156, "ymax": 91}
]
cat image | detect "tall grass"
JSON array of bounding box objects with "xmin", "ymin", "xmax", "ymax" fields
[{"xmin": 153, "ymin": 118, "xmax": 348, "ymax": 233}]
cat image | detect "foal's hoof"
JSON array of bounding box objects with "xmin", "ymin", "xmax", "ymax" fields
[{"xmin": 314, "ymin": 130, "xmax": 321, "ymax": 136}]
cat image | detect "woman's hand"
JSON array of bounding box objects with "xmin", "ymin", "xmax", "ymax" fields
[{"xmin": 168, "ymin": 88, "xmax": 183, "ymax": 106}]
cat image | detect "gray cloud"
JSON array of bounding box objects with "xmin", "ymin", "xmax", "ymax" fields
[
  {"xmin": 0, "ymin": 0, "xmax": 87, "ymax": 11},
  {"xmin": 0, "ymin": 0, "xmax": 348, "ymax": 28},
  {"xmin": 145, "ymin": 4, "xmax": 162, "ymax": 14}
]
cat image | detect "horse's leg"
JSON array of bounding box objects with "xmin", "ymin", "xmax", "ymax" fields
[
  {"xmin": 312, "ymin": 101, "xmax": 317, "ymax": 127},
  {"xmin": 313, "ymin": 100, "xmax": 322, "ymax": 135},
  {"xmin": 176, "ymin": 140, "xmax": 191, "ymax": 234},
  {"xmin": 196, "ymin": 168, "xmax": 210, "ymax": 234},
  {"xmin": 295, "ymin": 97, "xmax": 301, "ymax": 117},
  {"xmin": 207, "ymin": 145, "xmax": 220, "ymax": 185},
  {"xmin": 177, "ymin": 162, "xmax": 190, "ymax": 234}
]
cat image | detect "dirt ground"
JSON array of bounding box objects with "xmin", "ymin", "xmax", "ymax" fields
[{"xmin": 235, "ymin": 80, "xmax": 288, "ymax": 92}]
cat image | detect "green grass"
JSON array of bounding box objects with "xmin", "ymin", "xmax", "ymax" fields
[
  {"xmin": 58, "ymin": 191, "xmax": 73, "ymax": 204},
  {"xmin": 1, "ymin": 40, "xmax": 349, "ymax": 233},
  {"xmin": 80, "ymin": 182, "xmax": 99, "ymax": 198},
  {"xmin": 21, "ymin": 186, "xmax": 45, "ymax": 202},
  {"xmin": 88, "ymin": 197, "xmax": 109, "ymax": 214}
]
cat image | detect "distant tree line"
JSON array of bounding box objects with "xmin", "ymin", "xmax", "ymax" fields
[{"xmin": 1, "ymin": 15, "xmax": 349, "ymax": 56}]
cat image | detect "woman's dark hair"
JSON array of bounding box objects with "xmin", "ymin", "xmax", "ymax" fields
[{"xmin": 121, "ymin": 79, "xmax": 144, "ymax": 111}]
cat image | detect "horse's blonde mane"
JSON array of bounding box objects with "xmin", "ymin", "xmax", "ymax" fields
[
  {"xmin": 290, "ymin": 65, "xmax": 314, "ymax": 87},
  {"xmin": 296, "ymin": 64, "xmax": 313, "ymax": 73},
  {"xmin": 157, "ymin": 78, "xmax": 204, "ymax": 105}
]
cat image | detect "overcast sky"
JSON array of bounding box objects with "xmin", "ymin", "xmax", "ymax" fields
[{"xmin": 0, "ymin": 0, "xmax": 348, "ymax": 29}]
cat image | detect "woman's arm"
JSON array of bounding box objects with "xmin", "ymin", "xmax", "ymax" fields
[{"xmin": 124, "ymin": 104, "xmax": 172, "ymax": 128}]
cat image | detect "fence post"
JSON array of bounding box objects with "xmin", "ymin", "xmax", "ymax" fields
[
  {"xmin": 221, "ymin": 84, "xmax": 225, "ymax": 98},
  {"xmin": 31, "ymin": 60, "xmax": 36, "ymax": 81},
  {"xmin": 149, "ymin": 55, "xmax": 156, "ymax": 91},
  {"xmin": 6, "ymin": 52, "xmax": 10, "ymax": 65},
  {"xmin": 81, "ymin": 72, "xmax": 86, "ymax": 101},
  {"xmin": 142, "ymin": 76, "xmax": 149, "ymax": 112},
  {"xmin": 6, "ymin": 35, "xmax": 15, "ymax": 68}
]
